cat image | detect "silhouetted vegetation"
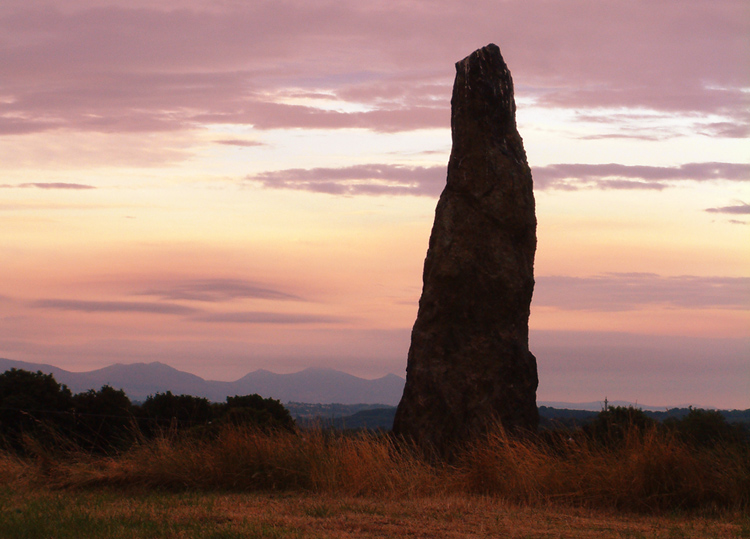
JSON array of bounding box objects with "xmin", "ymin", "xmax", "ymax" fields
[
  {"xmin": 0, "ymin": 369, "xmax": 74, "ymax": 451},
  {"xmin": 0, "ymin": 368, "xmax": 294, "ymax": 454},
  {"xmin": 665, "ymin": 407, "xmax": 748, "ymax": 447},
  {"xmin": 1, "ymin": 418, "xmax": 747, "ymax": 514},
  {"xmin": 2, "ymin": 368, "xmax": 749, "ymax": 514},
  {"xmin": 584, "ymin": 405, "xmax": 656, "ymax": 446},
  {"xmin": 222, "ymin": 394, "xmax": 295, "ymax": 431},
  {"xmin": 70, "ymin": 385, "xmax": 133, "ymax": 452}
]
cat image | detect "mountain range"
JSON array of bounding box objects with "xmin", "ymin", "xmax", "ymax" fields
[
  {"xmin": 0, "ymin": 357, "xmax": 405, "ymax": 405},
  {"xmin": 0, "ymin": 357, "xmax": 704, "ymax": 410}
]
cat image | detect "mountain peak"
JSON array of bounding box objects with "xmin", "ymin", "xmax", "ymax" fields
[{"xmin": 0, "ymin": 358, "xmax": 405, "ymax": 405}]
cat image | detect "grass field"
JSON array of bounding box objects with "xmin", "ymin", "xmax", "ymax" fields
[
  {"xmin": 1, "ymin": 488, "xmax": 748, "ymax": 538},
  {"xmin": 1, "ymin": 422, "xmax": 748, "ymax": 538}
]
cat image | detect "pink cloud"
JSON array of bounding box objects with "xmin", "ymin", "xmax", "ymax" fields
[
  {"xmin": 138, "ymin": 278, "xmax": 302, "ymax": 302},
  {"xmin": 0, "ymin": 182, "xmax": 96, "ymax": 189},
  {"xmin": 705, "ymin": 202, "xmax": 750, "ymax": 215},
  {"xmin": 195, "ymin": 312, "xmax": 349, "ymax": 325},
  {"xmin": 215, "ymin": 139, "xmax": 265, "ymax": 147},
  {"xmin": 249, "ymin": 164, "xmax": 445, "ymax": 196},
  {"xmin": 248, "ymin": 162, "xmax": 748, "ymax": 196},
  {"xmin": 31, "ymin": 298, "xmax": 199, "ymax": 315},
  {"xmin": 0, "ymin": 0, "xmax": 745, "ymax": 136},
  {"xmin": 533, "ymin": 274, "xmax": 750, "ymax": 311},
  {"xmin": 533, "ymin": 162, "xmax": 750, "ymax": 190}
]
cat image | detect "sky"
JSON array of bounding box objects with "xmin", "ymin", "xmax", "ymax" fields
[{"xmin": 1, "ymin": 0, "xmax": 748, "ymax": 409}]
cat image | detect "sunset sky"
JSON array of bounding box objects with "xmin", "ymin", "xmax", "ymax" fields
[{"xmin": 1, "ymin": 0, "xmax": 748, "ymax": 408}]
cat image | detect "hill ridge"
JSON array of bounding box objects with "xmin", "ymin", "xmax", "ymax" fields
[{"xmin": 0, "ymin": 357, "xmax": 404, "ymax": 405}]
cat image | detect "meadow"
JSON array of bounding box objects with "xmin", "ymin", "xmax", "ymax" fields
[{"xmin": 1, "ymin": 420, "xmax": 748, "ymax": 538}]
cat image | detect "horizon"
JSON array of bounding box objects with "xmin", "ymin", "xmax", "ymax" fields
[
  {"xmin": 1, "ymin": 0, "xmax": 747, "ymax": 410},
  {"xmin": 0, "ymin": 355, "xmax": 742, "ymax": 411}
]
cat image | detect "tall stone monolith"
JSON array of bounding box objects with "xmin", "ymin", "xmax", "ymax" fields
[{"xmin": 392, "ymin": 44, "xmax": 538, "ymax": 455}]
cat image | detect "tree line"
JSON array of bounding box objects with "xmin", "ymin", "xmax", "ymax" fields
[
  {"xmin": 2, "ymin": 367, "xmax": 747, "ymax": 455},
  {"xmin": 0, "ymin": 368, "xmax": 295, "ymax": 454}
]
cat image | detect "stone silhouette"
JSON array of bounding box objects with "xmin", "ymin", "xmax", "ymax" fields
[{"xmin": 392, "ymin": 44, "xmax": 538, "ymax": 455}]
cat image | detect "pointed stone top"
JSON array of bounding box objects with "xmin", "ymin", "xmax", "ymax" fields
[{"xmin": 451, "ymin": 44, "xmax": 517, "ymax": 147}]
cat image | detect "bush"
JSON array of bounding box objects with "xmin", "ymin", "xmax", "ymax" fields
[
  {"xmin": 666, "ymin": 408, "xmax": 747, "ymax": 448},
  {"xmin": 136, "ymin": 391, "xmax": 216, "ymax": 435},
  {"xmin": 0, "ymin": 369, "xmax": 300, "ymax": 454},
  {"xmin": 71, "ymin": 386, "xmax": 134, "ymax": 452},
  {"xmin": 221, "ymin": 394, "xmax": 295, "ymax": 431},
  {"xmin": 0, "ymin": 369, "xmax": 74, "ymax": 451},
  {"xmin": 585, "ymin": 405, "xmax": 655, "ymax": 446}
]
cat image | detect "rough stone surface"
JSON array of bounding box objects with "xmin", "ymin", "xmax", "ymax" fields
[{"xmin": 392, "ymin": 44, "xmax": 538, "ymax": 455}]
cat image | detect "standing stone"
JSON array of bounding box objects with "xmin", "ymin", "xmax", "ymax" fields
[{"xmin": 392, "ymin": 44, "xmax": 538, "ymax": 455}]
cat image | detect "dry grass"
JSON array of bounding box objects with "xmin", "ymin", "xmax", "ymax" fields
[
  {"xmin": 33, "ymin": 428, "xmax": 445, "ymax": 498},
  {"xmin": 458, "ymin": 423, "xmax": 750, "ymax": 512},
  {"xmin": 4, "ymin": 422, "xmax": 749, "ymax": 516},
  {"xmin": 1, "ymin": 489, "xmax": 747, "ymax": 538},
  {"xmin": 0, "ymin": 451, "xmax": 31, "ymax": 487}
]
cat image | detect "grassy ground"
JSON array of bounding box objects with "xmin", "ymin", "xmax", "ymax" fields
[
  {"xmin": 1, "ymin": 487, "xmax": 748, "ymax": 539},
  {"xmin": 1, "ymin": 423, "xmax": 748, "ymax": 537}
]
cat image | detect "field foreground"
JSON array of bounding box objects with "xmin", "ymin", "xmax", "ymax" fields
[
  {"xmin": 1, "ymin": 418, "xmax": 748, "ymax": 537},
  {"xmin": 1, "ymin": 488, "xmax": 748, "ymax": 539}
]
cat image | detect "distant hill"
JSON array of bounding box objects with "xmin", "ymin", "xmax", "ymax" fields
[
  {"xmin": 295, "ymin": 405, "xmax": 750, "ymax": 432},
  {"xmin": 0, "ymin": 357, "xmax": 404, "ymax": 405},
  {"xmin": 232, "ymin": 368, "xmax": 405, "ymax": 406},
  {"xmin": 0, "ymin": 357, "xmax": 741, "ymax": 412},
  {"xmin": 536, "ymin": 400, "xmax": 715, "ymax": 412}
]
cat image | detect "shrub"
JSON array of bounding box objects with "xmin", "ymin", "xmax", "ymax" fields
[
  {"xmin": 136, "ymin": 391, "xmax": 216, "ymax": 436},
  {"xmin": 0, "ymin": 369, "xmax": 74, "ymax": 451},
  {"xmin": 665, "ymin": 408, "xmax": 747, "ymax": 448},
  {"xmin": 71, "ymin": 386, "xmax": 134, "ymax": 453},
  {"xmin": 584, "ymin": 405, "xmax": 655, "ymax": 446},
  {"xmin": 221, "ymin": 394, "xmax": 295, "ymax": 431}
]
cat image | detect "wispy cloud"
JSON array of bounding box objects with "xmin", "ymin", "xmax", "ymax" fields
[
  {"xmin": 705, "ymin": 201, "xmax": 750, "ymax": 215},
  {"xmin": 31, "ymin": 299, "xmax": 199, "ymax": 315},
  {"xmin": 534, "ymin": 273, "xmax": 750, "ymax": 311},
  {"xmin": 139, "ymin": 279, "xmax": 302, "ymax": 302},
  {"xmin": 533, "ymin": 162, "xmax": 750, "ymax": 190},
  {"xmin": 215, "ymin": 139, "xmax": 266, "ymax": 147},
  {"xmin": 250, "ymin": 161, "xmax": 748, "ymax": 196},
  {"xmin": 0, "ymin": 0, "xmax": 745, "ymax": 137},
  {"xmin": 248, "ymin": 164, "xmax": 445, "ymax": 196},
  {"xmin": 0, "ymin": 182, "xmax": 96, "ymax": 189},
  {"xmin": 195, "ymin": 312, "xmax": 348, "ymax": 324}
]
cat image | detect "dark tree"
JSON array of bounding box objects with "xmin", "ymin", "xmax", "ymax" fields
[
  {"xmin": 0, "ymin": 369, "xmax": 74, "ymax": 450},
  {"xmin": 139, "ymin": 391, "xmax": 215, "ymax": 426},
  {"xmin": 221, "ymin": 394, "xmax": 295, "ymax": 431},
  {"xmin": 71, "ymin": 385, "xmax": 133, "ymax": 452}
]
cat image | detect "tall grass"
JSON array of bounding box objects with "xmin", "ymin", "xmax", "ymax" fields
[
  {"xmin": 458, "ymin": 422, "xmax": 750, "ymax": 512},
  {"xmin": 39, "ymin": 427, "xmax": 444, "ymax": 497},
  {"xmin": 6, "ymin": 422, "xmax": 749, "ymax": 514}
]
